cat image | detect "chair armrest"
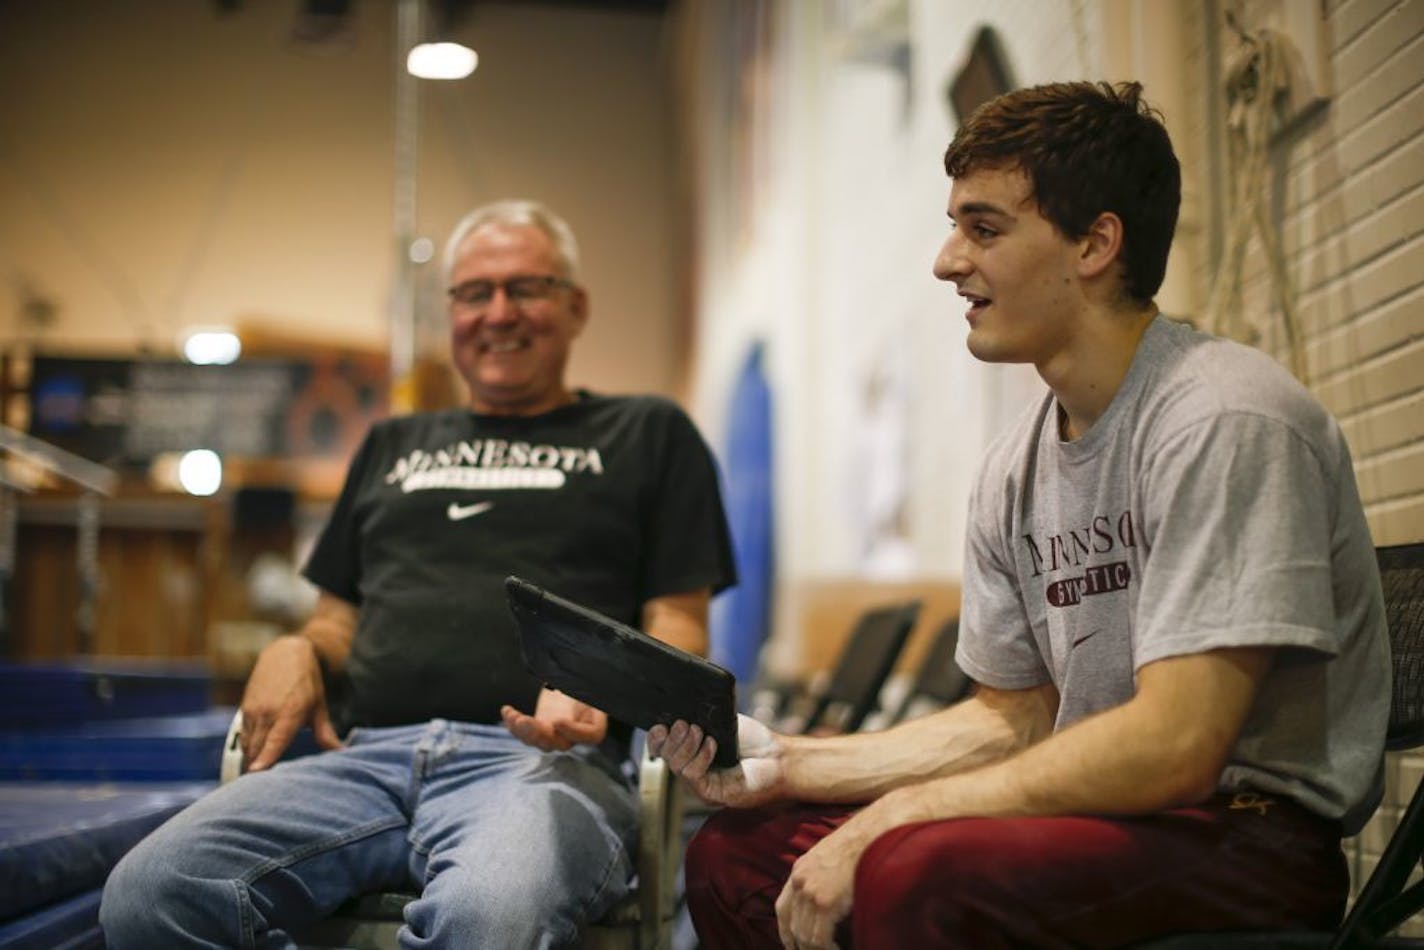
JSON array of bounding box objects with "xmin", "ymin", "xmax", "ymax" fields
[
  {"xmin": 635, "ymin": 743, "xmax": 683, "ymax": 949},
  {"xmin": 220, "ymin": 709, "xmax": 245, "ymax": 784}
]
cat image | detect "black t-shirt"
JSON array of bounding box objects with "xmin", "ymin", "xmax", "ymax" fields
[{"xmin": 302, "ymin": 392, "xmax": 737, "ymax": 729}]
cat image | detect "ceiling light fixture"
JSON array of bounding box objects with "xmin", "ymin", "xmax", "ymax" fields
[{"xmin": 406, "ymin": 41, "xmax": 477, "ymax": 80}]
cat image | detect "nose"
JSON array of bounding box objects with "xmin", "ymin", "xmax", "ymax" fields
[
  {"xmin": 449, "ymin": 287, "xmax": 519, "ymax": 338},
  {"xmin": 481, "ymin": 286, "xmax": 521, "ymax": 326},
  {"xmin": 933, "ymin": 228, "xmax": 969, "ymax": 284}
]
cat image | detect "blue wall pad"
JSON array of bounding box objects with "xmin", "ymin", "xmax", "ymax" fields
[
  {"xmin": 0, "ymin": 659, "xmax": 211, "ymax": 728},
  {"xmin": 0, "ymin": 708, "xmax": 235, "ymax": 782},
  {"xmin": 0, "ymin": 781, "xmax": 213, "ymax": 921},
  {"xmin": 0, "ymin": 888, "xmax": 102, "ymax": 950},
  {"xmin": 711, "ymin": 341, "xmax": 775, "ymax": 693}
]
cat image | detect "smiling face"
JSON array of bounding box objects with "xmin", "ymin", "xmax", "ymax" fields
[
  {"xmin": 932, "ymin": 166, "xmax": 1087, "ymax": 368},
  {"xmin": 447, "ymin": 222, "xmax": 588, "ymax": 415}
]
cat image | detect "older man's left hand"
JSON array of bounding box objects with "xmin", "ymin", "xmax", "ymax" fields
[{"xmin": 501, "ymin": 687, "xmax": 608, "ymax": 750}]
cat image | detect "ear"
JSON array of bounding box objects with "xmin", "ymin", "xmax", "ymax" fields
[
  {"xmin": 568, "ymin": 286, "xmax": 590, "ymax": 337},
  {"xmin": 1077, "ymin": 211, "xmax": 1124, "ymax": 282}
]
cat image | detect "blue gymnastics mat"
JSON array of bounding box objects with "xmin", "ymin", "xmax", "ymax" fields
[
  {"xmin": 0, "ymin": 887, "xmax": 103, "ymax": 950},
  {"xmin": 0, "ymin": 658, "xmax": 211, "ymax": 729},
  {"xmin": 0, "ymin": 707, "xmax": 234, "ymax": 782},
  {"xmin": 0, "ymin": 780, "xmax": 213, "ymax": 919}
]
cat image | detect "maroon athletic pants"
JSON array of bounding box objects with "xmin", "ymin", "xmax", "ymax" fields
[{"xmin": 686, "ymin": 792, "xmax": 1347, "ymax": 949}]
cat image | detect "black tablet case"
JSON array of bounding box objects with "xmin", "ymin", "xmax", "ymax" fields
[{"xmin": 505, "ymin": 576, "xmax": 740, "ymax": 768}]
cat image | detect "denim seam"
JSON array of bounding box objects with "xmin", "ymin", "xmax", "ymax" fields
[
  {"xmin": 232, "ymin": 877, "xmax": 256, "ymax": 950},
  {"xmin": 239, "ymin": 815, "xmax": 410, "ymax": 885},
  {"xmin": 571, "ymin": 829, "xmax": 632, "ymax": 939}
]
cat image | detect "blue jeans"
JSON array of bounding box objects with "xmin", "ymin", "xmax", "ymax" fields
[{"xmin": 100, "ymin": 720, "xmax": 637, "ymax": 949}]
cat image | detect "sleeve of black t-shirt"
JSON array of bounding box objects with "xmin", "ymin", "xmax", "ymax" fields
[
  {"xmin": 301, "ymin": 424, "xmax": 380, "ymax": 605},
  {"xmin": 639, "ymin": 403, "xmax": 738, "ymax": 603}
]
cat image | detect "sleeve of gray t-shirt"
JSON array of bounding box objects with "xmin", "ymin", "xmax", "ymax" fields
[
  {"xmin": 1133, "ymin": 410, "xmax": 1341, "ymax": 666},
  {"xmin": 957, "ymin": 415, "xmax": 1054, "ymax": 692}
]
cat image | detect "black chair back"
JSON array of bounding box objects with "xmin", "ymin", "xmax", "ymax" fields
[
  {"xmin": 1138, "ymin": 541, "xmax": 1424, "ymax": 949},
  {"xmin": 892, "ymin": 617, "xmax": 972, "ymax": 724},
  {"xmin": 1327, "ymin": 541, "xmax": 1424, "ymax": 948},
  {"xmin": 1379, "ymin": 542, "xmax": 1424, "ymax": 750},
  {"xmin": 805, "ymin": 600, "xmax": 921, "ymax": 734}
]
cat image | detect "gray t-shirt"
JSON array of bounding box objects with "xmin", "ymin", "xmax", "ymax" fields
[{"xmin": 957, "ymin": 315, "xmax": 1389, "ymax": 834}]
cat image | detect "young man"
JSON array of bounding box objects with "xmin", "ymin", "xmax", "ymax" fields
[
  {"xmin": 101, "ymin": 200, "xmax": 736, "ymax": 947},
  {"xmin": 651, "ymin": 81, "xmax": 1389, "ymax": 949}
]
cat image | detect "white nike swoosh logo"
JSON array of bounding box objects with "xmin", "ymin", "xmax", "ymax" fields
[{"xmin": 447, "ymin": 501, "xmax": 494, "ymax": 521}]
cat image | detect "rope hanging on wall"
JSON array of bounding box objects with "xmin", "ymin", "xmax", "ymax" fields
[{"xmin": 1203, "ymin": 21, "xmax": 1308, "ymax": 383}]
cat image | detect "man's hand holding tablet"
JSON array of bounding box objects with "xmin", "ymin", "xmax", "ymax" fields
[
  {"xmin": 505, "ymin": 576, "xmax": 742, "ymax": 768},
  {"xmin": 647, "ymin": 713, "xmax": 786, "ymax": 808}
]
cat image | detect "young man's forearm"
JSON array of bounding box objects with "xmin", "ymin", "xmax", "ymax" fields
[
  {"xmin": 857, "ymin": 647, "xmax": 1275, "ymax": 833},
  {"xmin": 777, "ymin": 682, "xmax": 1058, "ymax": 804}
]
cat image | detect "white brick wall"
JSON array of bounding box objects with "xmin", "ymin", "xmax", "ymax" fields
[
  {"xmin": 1235, "ymin": 0, "xmax": 1424, "ymax": 548},
  {"xmin": 1231, "ymin": 0, "xmax": 1424, "ymax": 933}
]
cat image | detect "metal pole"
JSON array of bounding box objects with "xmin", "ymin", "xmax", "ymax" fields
[
  {"xmin": 0, "ymin": 483, "xmax": 16, "ymax": 655},
  {"xmin": 0, "ymin": 425, "xmax": 116, "ymax": 654},
  {"xmin": 391, "ymin": 0, "xmax": 422, "ymax": 412},
  {"xmin": 75, "ymin": 490, "xmax": 100, "ymax": 654}
]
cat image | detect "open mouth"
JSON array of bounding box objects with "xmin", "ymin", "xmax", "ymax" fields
[{"xmin": 960, "ymin": 291, "xmax": 991, "ymax": 319}]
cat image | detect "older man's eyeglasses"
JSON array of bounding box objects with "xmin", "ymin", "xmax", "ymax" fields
[{"xmin": 447, "ymin": 275, "xmax": 573, "ymax": 309}]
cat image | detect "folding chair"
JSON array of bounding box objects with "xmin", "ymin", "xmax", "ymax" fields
[
  {"xmin": 776, "ymin": 600, "xmax": 921, "ymax": 735},
  {"xmin": 1137, "ymin": 540, "xmax": 1424, "ymax": 949},
  {"xmin": 890, "ymin": 616, "xmax": 973, "ymax": 724},
  {"xmin": 220, "ymin": 713, "xmax": 683, "ymax": 950}
]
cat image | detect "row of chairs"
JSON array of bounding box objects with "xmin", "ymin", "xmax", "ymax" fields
[{"xmin": 749, "ymin": 598, "xmax": 971, "ymax": 738}]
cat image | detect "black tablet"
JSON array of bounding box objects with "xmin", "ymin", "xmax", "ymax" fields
[{"xmin": 505, "ymin": 576, "xmax": 740, "ymax": 768}]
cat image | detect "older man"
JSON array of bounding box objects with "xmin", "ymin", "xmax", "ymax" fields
[{"xmin": 102, "ymin": 200, "xmax": 736, "ymax": 947}]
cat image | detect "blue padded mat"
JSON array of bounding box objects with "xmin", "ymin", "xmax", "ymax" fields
[
  {"xmin": 0, "ymin": 707, "xmax": 234, "ymax": 782},
  {"xmin": 0, "ymin": 659, "xmax": 210, "ymax": 728},
  {"xmin": 0, "ymin": 780, "xmax": 213, "ymax": 919},
  {"xmin": 0, "ymin": 887, "xmax": 102, "ymax": 950}
]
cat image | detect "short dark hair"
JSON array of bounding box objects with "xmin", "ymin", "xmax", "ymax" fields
[{"xmin": 943, "ymin": 81, "xmax": 1181, "ymax": 304}]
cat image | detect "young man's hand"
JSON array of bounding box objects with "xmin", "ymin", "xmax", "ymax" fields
[
  {"xmin": 648, "ymin": 714, "xmax": 785, "ymax": 808},
  {"xmin": 240, "ymin": 634, "xmax": 343, "ymax": 771},
  {"xmin": 775, "ymin": 825, "xmax": 860, "ymax": 950},
  {"xmin": 501, "ymin": 688, "xmax": 609, "ymax": 751}
]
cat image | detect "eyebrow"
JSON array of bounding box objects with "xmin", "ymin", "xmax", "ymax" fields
[{"xmin": 949, "ymin": 200, "xmax": 1014, "ymax": 221}]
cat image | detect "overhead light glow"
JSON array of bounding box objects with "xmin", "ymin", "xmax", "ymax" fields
[
  {"xmin": 407, "ymin": 42, "xmax": 478, "ymax": 80},
  {"xmin": 182, "ymin": 329, "xmax": 242, "ymax": 365},
  {"xmin": 178, "ymin": 449, "xmax": 223, "ymax": 497}
]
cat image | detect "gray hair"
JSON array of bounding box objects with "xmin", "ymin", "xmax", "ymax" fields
[{"xmin": 442, "ymin": 199, "xmax": 581, "ymax": 284}]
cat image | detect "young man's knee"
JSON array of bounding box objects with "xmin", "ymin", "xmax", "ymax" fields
[{"xmin": 854, "ymin": 820, "xmax": 1000, "ymax": 913}]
